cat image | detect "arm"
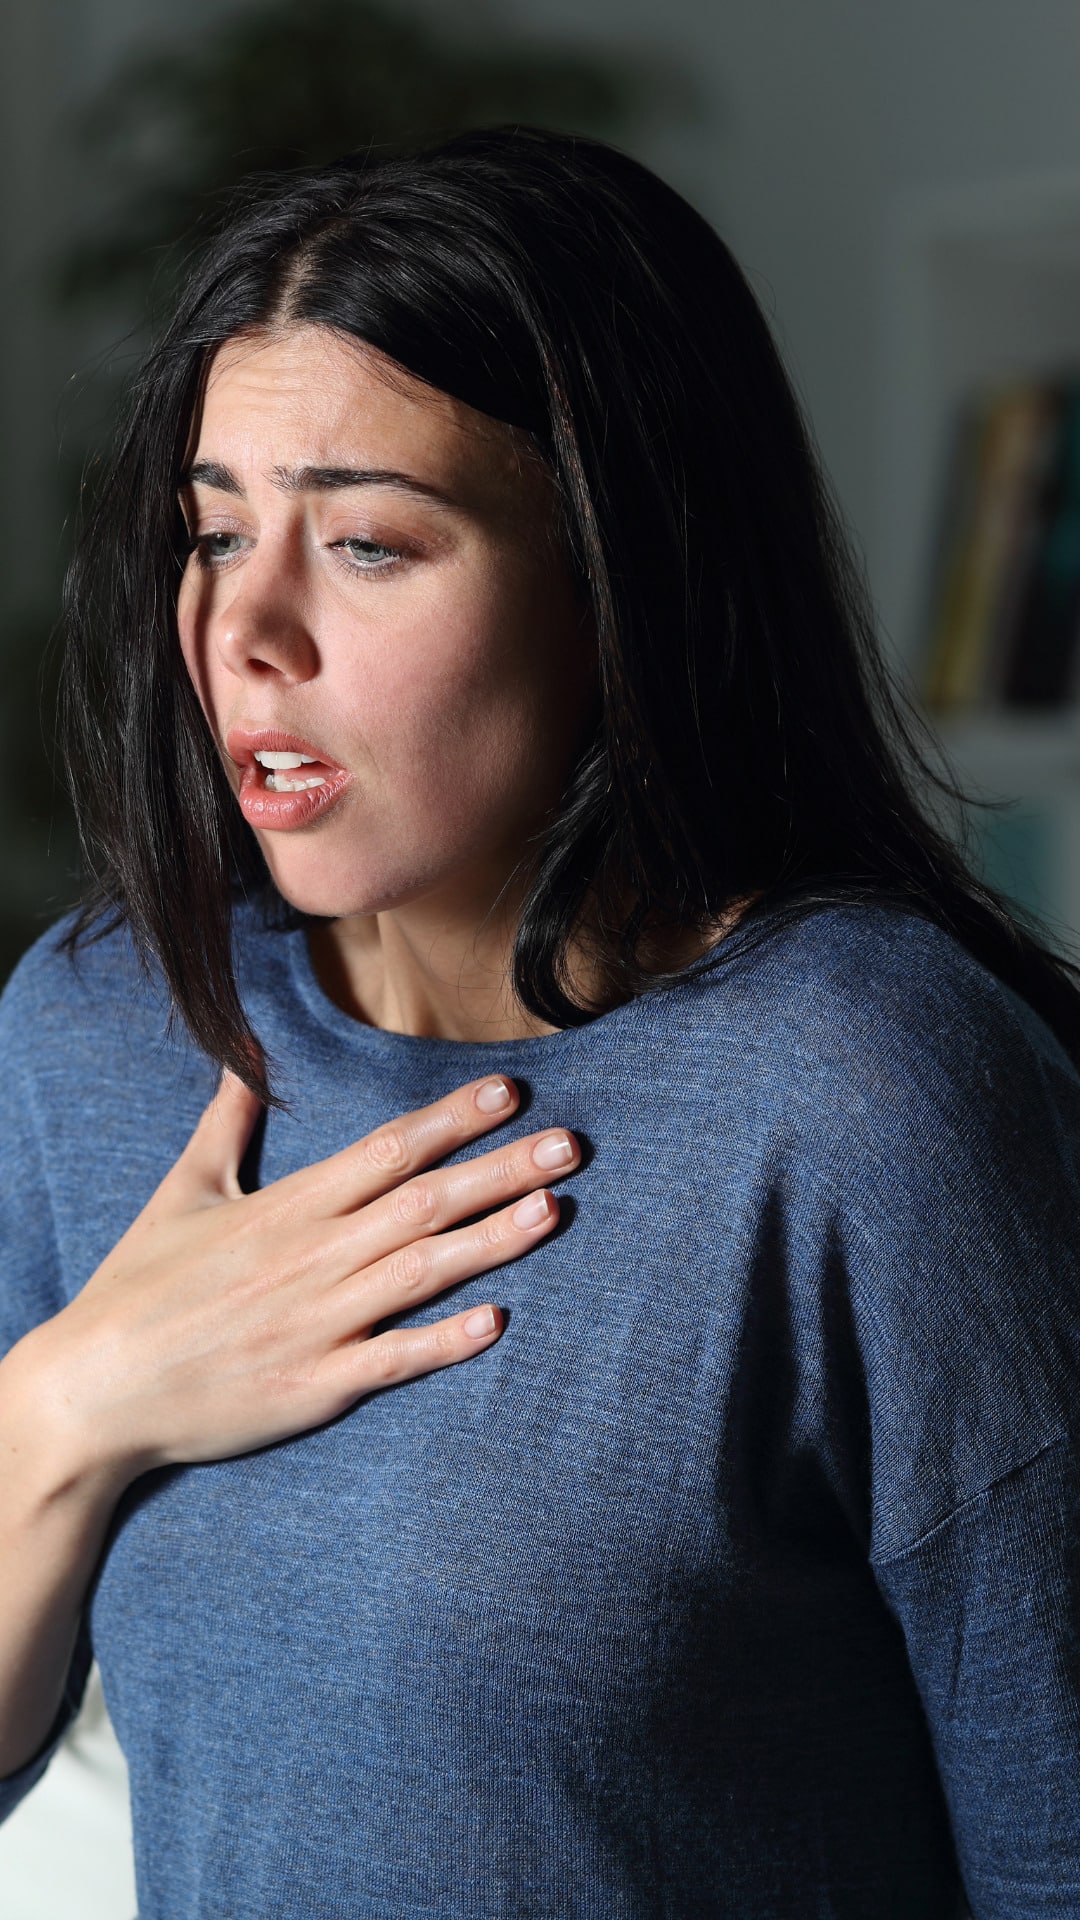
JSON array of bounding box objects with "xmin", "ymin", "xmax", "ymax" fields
[
  {"xmin": 873, "ymin": 1436, "xmax": 1080, "ymax": 1918},
  {"xmin": 0, "ymin": 1059, "xmax": 578, "ymax": 1813},
  {"xmin": 0, "ymin": 1331, "xmax": 134, "ymax": 1779},
  {"xmin": 806, "ymin": 932, "xmax": 1080, "ymax": 1913}
]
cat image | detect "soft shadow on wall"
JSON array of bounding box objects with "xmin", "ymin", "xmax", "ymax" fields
[{"xmin": 0, "ymin": 0, "xmax": 694, "ymax": 988}]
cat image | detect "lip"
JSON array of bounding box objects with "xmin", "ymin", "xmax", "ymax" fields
[
  {"xmin": 224, "ymin": 723, "xmax": 353, "ymax": 833},
  {"xmin": 225, "ymin": 724, "xmax": 348, "ymax": 771}
]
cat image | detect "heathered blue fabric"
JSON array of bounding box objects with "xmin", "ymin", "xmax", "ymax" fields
[{"xmin": 1, "ymin": 898, "xmax": 1079, "ymax": 1918}]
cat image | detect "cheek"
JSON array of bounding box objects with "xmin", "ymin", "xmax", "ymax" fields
[
  {"xmin": 175, "ymin": 578, "xmax": 213, "ymax": 711},
  {"xmin": 370, "ymin": 673, "xmax": 534, "ymax": 835},
  {"xmin": 350, "ymin": 600, "xmax": 550, "ymax": 836}
]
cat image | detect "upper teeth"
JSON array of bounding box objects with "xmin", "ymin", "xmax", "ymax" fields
[{"xmin": 253, "ymin": 751, "xmax": 319, "ymax": 769}]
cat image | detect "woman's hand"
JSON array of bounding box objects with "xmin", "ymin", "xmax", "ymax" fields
[{"xmin": 26, "ymin": 1071, "xmax": 577, "ymax": 1483}]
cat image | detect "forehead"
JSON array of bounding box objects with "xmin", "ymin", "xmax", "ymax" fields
[{"xmin": 191, "ymin": 324, "xmax": 544, "ymax": 515}]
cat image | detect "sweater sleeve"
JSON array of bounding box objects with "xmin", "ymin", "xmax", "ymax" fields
[
  {"xmin": 803, "ymin": 932, "xmax": 1080, "ymax": 1916},
  {"xmin": 873, "ymin": 1436, "xmax": 1080, "ymax": 1918},
  {"xmin": 0, "ymin": 938, "xmax": 95, "ymax": 1821}
]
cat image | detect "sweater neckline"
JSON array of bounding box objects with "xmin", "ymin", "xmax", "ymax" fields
[{"xmin": 283, "ymin": 922, "xmax": 653, "ymax": 1059}]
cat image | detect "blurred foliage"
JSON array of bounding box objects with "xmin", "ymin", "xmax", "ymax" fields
[
  {"xmin": 55, "ymin": 0, "xmax": 683, "ymax": 325},
  {"xmin": 3, "ymin": 0, "xmax": 693, "ymax": 985},
  {"xmin": 0, "ymin": 608, "xmax": 78, "ymax": 985}
]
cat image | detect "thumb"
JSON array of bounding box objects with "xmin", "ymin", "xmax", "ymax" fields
[{"xmin": 175, "ymin": 1067, "xmax": 265, "ymax": 1201}]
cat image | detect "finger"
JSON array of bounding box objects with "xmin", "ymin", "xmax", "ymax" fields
[
  {"xmin": 171, "ymin": 1069, "xmax": 265, "ymax": 1203},
  {"xmin": 271, "ymin": 1075, "xmax": 523, "ymax": 1220},
  {"xmin": 330, "ymin": 1184, "xmax": 560, "ymax": 1337},
  {"xmin": 326, "ymin": 1128, "xmax": 579, "ymax": 1277},
  {"xmin": 319, "ymin": 1300, "xmax": 505, "ymax": 1408}
]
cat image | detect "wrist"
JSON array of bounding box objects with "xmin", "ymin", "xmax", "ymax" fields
[{"xmin": 0, "ymin": 1319, "xmax": 143, "ymax": 1508}]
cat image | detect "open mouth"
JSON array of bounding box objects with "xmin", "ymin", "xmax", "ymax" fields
[
  {"xmin": 253, "ymin": 750, "xmax": 334, "ymax": 793},
  {"xmin": 225, "ymin": 726, "xmax": 353, "ymax": 830},
  {"xmin": 225, "ymin": 726, "xmax": 348, "ymax": 788}
]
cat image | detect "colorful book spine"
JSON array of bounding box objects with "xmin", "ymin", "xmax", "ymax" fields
[
  {"xmin": 978, "ymin": 385, "xmax": 1065, "ymax": 703},
  {"xmin": 914, "ymin": 370, "xmax": 1080, "ymax": 710},
  {"xmin": 920, "ymin": 396, "xmax": 988, "ymax": 710},
  {"xmin": 921, "ymin": 381, "xmax": 1065, "ymax": 710},
  {"xmin": 1000, "ymin": 383, "xmax": 1080, "ymax": 705}
]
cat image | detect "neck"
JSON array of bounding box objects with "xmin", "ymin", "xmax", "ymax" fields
[
  {"xmin": 306, "ymin": 865, "xmax": 564, "ymax": 1042},
  {"xmin": 306, "ymin": 884, "xmax": 763, "ymax": 1044}
]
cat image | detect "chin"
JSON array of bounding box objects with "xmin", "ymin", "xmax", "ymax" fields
[
  {"xmin": 267, "ymin": 879, "xmax": 377, "ymax": 922},
  {"xmin": 256, "ymin": 844, "xmax": 429, "ymax": 923},
  {"xmin": 253, "ymin": 848, "xmax": 360, "ymax": 920}
]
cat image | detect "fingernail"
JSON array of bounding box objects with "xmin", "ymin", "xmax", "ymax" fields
[
  {"xmin": 513, "ymin": 1191, "xmax": 551, "ymax": 1229},
  {"xmin": 476, "ymin": 1078, "xmax": 512, "ymax": 1113},
  {"xmin": 464, "ymin": 1305, "xmax": 497, "ymax": 1338},
  {"xmin": 532, "ymin": 1132, "xmax": 574, "ymax": 1170}
]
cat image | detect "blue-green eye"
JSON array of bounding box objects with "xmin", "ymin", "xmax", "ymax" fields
[
  {"xmin": 188, "ymin": 532, "xmax": 245, "ymax": 567},
  {"xmin": 336, "ymin": 538, "xmax": 402, "ymax": 572}
]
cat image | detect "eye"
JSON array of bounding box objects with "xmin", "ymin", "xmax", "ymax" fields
[
  {"xmin": 333, "ymin": 537, "xmax": 403, "ymax": 574},
  {"xmin": 186, "ymin": 532, "xmax": 247, "ymax": 569}
]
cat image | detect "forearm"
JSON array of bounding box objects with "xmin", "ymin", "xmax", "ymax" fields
[
  {"xmin": 874, "ymin": 1436, "xmax": 1080, "ymax": 1916},
  {"xmin": 0, "ymin": 1325, "xmax": 135, "ymax": 1779}
]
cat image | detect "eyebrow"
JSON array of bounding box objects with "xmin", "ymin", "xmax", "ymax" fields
[{"xmin": 179, "ymin": 459, "xmax": 458, "ymax": 509}]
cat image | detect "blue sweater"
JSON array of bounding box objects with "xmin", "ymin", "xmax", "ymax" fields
[{"xmin": 1, "ymin": 899, "xmax": 1079, "ymax": 1918}]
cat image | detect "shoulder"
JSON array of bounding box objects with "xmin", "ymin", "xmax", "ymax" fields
[
  {"xmin": 0, "ymin": 900, "xmax": 307, "ymax": 1117},
  {"xmin": 723, "ymin": 899, "xmax": 1080, "ymax": 1272},
  {"xmin": 0, "ymin": 908, "xmax": 171, "ymax": 1074},
  {"xmin": 764, "ymin": 896, "xmax": 1041, "ymax": 1037},
  {"xmin": 672, "ymin": 897, "xmax": 1070, "ymax": 1125},
  {"xmin": 720, "ymin": 903, "xmax": 1080, "ymax": 1553},
  {"xmin": 0, "ymin": 902, "xmax": 246, "ymax": 1138}
]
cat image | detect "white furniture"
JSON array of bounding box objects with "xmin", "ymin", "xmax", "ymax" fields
[{"xmin": 0, "ymin": 1664, "xmax": 136, "ymax": 1919}]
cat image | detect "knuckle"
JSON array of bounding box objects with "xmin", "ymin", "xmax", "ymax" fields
[
  {"xmin": 474, "ymin": 1219, "xmax": 507, "ymax": 1258},
  {"xmin": 390, "ymin": 1179, "xmax": 438, "ymax": 1227},
  {"xmin": 362, "ymin": 1126, "xmax": 409, "ymax": 1174},
  {"xmin": 367, "ymin": 1337, "xmax": 404, "ymax": 1386},
  {"xmin": 430, "ymin": 1322, "xmax": 460, "ymax": 1360},
  {"xmin": 485, "ymin": 1151, "xmax": 519, "ymax": 1191},
  {"xmin": 385, "ymin": 1242, "xmax": 430, "ymax": 1296}
]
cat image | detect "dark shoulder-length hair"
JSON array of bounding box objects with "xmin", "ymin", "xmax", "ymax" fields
[{"xmin": 59, "ymin": 122, "xmax": 1080, "ymax": 1101}]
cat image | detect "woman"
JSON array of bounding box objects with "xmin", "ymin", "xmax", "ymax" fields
[{"xmin": 0, "ymin": 124, "xmax": 1077, "ymax": 1918}]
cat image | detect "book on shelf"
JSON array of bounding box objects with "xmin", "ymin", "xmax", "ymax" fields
[{"xmin": 919, "ymin": 371, "xmax": 1080, "ymax": 715}]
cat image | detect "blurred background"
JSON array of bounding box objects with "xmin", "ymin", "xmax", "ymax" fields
[
  {"xmin": 7, "ymin": 0, "xmax": 1080, "ymax": 985},
  {"xmin": 4, "ymin": 0, "xmax": 1080, "ymax": 1908}
]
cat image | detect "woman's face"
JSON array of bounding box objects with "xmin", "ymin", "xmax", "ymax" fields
[{"xmin": 176, "ymin": 323, "xmax": 597, "ymax": 923}]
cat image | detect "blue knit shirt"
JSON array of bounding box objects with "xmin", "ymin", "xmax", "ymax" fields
[{"xmin": 1, "ymin": 899, "xmax": 1079, "ymax": 1918}]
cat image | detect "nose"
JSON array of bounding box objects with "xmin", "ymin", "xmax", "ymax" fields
[{"xmin": 210, "ymin": 546, "xmax": 320, "ymax": 685}]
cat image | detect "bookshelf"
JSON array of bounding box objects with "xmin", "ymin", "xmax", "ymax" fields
[{"xmin": 877, "ymin": 172, "xmax": 1080, "ymax": 960}]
